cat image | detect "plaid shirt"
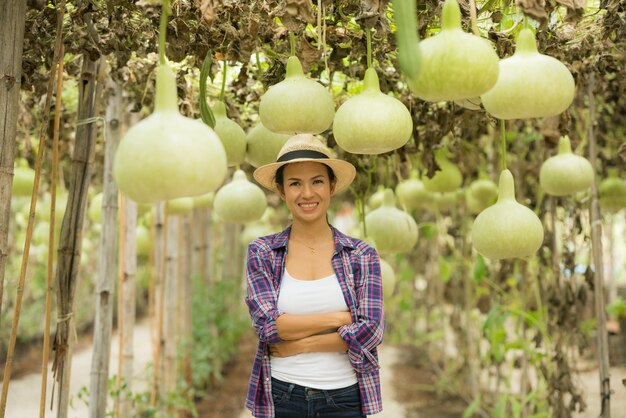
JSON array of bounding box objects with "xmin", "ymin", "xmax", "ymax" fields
[{"xmin": 244, "ymin": 225, "xmax": 385, "ymax": 418}]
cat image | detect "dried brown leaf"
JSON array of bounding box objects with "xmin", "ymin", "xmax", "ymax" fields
[
  {"xmin": 197, "ymin": 0, "xmax": 218, "ymax": 23},
  {"xmin": 515, "ymin": 0, "xmax": 548, "ymax": 22},
  {"xmin": 555, "ymin": 0, "xmax": 585, "ymax": 12}
]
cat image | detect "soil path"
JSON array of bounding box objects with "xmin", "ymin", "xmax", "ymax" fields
[{"xmin": 1, "ymin": 318, "xmax": 153, "ymax": 418}]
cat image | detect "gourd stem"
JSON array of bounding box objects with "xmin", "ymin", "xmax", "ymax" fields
[
  {"xmin": 366, "ymin": 28, "xmax": 372, "ymax": 69},
  {"xmin": 159, "ymin": 0, "xmax": 170, "ymax": 65},
  {"xmin": 392, "ymin": 0, "xmax": 421, "ymax": 79},
  {"xmin": 500, "ymin": 119, "xmax": 507, "ymax": 171},
  {"xmin": 219, "ymin": 59, "xmax": 227, "ymax": 101},
  {"xmin": 289, "ymin": 31, "xmax": 296, "ymax": 56},
  {"xmin": 199, "ymin": 53, "xmax": 216, "ymax": 128}
]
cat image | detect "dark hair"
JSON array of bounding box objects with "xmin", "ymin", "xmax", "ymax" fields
[{"xmin": 275, "ymin": 163, "xmax": 336, "ymax": 191}]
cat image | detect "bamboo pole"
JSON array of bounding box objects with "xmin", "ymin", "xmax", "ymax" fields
[
  {"xmin": 53, "ymin": 51, "xmax": 104, "ymax": 418},
  {"xmin": 0, "ymin": 4, "xmax": 64, "ymax": 416},
  {"xmin": 39, "ymin": 43, "xmax": 65, "ymax": 418},
  {"xmin": 162, "ymin": 213, "xmax": 179, "ymax": 409},
  {"xmin": 88, "ymin": 78, "xmax": 121, "ymax": 418},
  {"xmin": 119, "ymin": 198, "xmax": 137, "ymax": 417},
  {"xmin": 150, "ymin": 204, "xmax": 167, "ymax": 406},
  {"xmin": 0, "ymin": 0, "xmax": 27, "ymax": 324},
  {"xmin": 587, "ymin": 72, "xmax": 611, "ymax": 418},
  {"xmin": 113, "ymin": 195, "xmax": 125, "ymax": 418},
  {"xmin": 179, "ymin": 215, "xmax": 193, "ymax": 393}
]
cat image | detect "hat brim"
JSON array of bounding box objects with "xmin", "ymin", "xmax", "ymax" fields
[{"xmin": 253, "ymin": 157, "xmax": 356, "ymax": 195}]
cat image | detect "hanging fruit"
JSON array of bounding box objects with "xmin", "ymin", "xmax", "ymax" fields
[
  {"xmin": 333, "ymin": 68, "xmax": 413, "ymax": 154},
  {"xmin": 192, "ymin": 192, "xmax": 214, "ymax": 209},
  {"xmin": 213, "ymin": 101, "xmax": 247, "ymax": 167},
  {"xmin": 465, "ymin": 178, "xmax": 498, "ymax": 214},
  {"xmin": 365, "ymin": 189, "xmax": 418, "ymax": 253},
  {"xmin": 599, "ymin": 172, "xmax": 626, "ymax": 214},
  {"xmin": 246, "ymin": 123, "xmax": 291, "ymax": 168},
  {"xmin": 368, "ymin": 185, "xmax": 387, "ymax": 210},
  {"xmin": 136, "ymin": 225, "xmax": 152, "ymax": 257},
  {"xmin": 166, "ymin": 196, "xmax": 194, "ymax": 215},
  {"xmin": 214, "ymin": 169, "xmax": 268, "ymax": 223},
  {"xmin": 259, "ymin": 56, "xmax": 335, "ymax": 134},
  {"xmin": 12, "ymin": 159, "xmax": 35, "ymax": 197},
  {"xmin": 113, "ymin": 63, "xmax": 228, "ymax": 203},
  {"xmin": 540, "ymin": 136, "xmax": 594, "ymax": 196},
  {"xmin": 380, "ymin": 258, "xmax": 396, "ymax": 298},
  {"xmin": 471, "ymin": 170, "xmax": 544, "ymax": 259},
  {"xmin": 481, "ymin": 28, "xmax": 575, "ymax": 119},
  {"xmin": 396, "ymin": 170, "xmax": 433, "ymax": 210},
  {"xmin": 433, "ymin": 190, "xmax": 461, "ymax": 213},
  {"xmin": 396, "ymin": 0, "xmax": 499, "ymax": 102},
  {"xmin": 422, "ymin": 149, "xmax": 463, "ymax": 193}
]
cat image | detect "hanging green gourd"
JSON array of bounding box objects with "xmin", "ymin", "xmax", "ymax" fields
[
  {"xmin": 12, "ymin": 159, "xmax": 35, "ymax": 197},
  {"xmin": 481, "ymin": 28, "xmax": 575, "ymax": 119},
  {"xmin": 539, "ymin": 136, "xmax": 594, "ymax": 196},
  {"xmin": 214, "ymin": 169, "xmax": 268, "ymax": 223},
  {"xmin": 113, "ymin": 5, "xmax": 227, "ymax": 204},
  {"xmin": 368, "ymin": 185, "xmax": 387, "ymax": 210},
  {"xmin": 396, "ymin": 170, "xmax": 434, "ymax": 210},
  {"xmin": 422, "ymin": 149, "xmax": 463, "ymax": 193},
  {"xmin": 380, "ymin": 258, "xmax": 396, "ymax": 298},
  {"xmin": 166, "ymin": 196, "xmax": 194, "ymax": 215},
  {"xmin": 433, "ymin": 190, "xmax": 461, "ymax": 213},
  {"xmin": 365, "ymin": 189, "xmax": 418, "ymax": 253},
  {"xmin": 259, "ymin": 53, "xmax": 335, "ymax": 134},
  {"xmin": 465, "ymin": 178, "xmax": 498, "ymax": 214},
  {"xmin": 395, "ymin": 0, "xmax": 499, "ymax": 102},
  {"xmin": 136, "ymin": 225, "xmax": 152, "ymax": 257},
  {"xmin": 246, "ymin": 123, "xmax": 291, "ymax": 168},
  {"xmin": 192, "ymin": 192, "xmax": 214, "ymax": 209},
  {"xmin": 599, "ymin": 171, "xmax": 626, "ymax": 214},
  {"xmin": 88, "ymin": 192, "xmax": 103, "ymax": 223},
  {"xmin": 471, "ymin": 169, "xmax": 544, "ymax": 259},
  {"xmin": 333, "ymin": 30, "xmax": 413, "ymax": 154},
  {"xmin": 213, "ymin": 101, "xmax": 247, "ymax": 167}
]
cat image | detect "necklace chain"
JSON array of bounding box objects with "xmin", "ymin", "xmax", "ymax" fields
[{"xmin": 290, "ymin": 231, "xmax": 332, "ymax": 254}]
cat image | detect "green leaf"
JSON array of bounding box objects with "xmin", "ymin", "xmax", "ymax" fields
[
  {"xmin": 439, "ymin": 256, "xmax": 453, "ymax": 283},
  {"xmin": 473, "ymin": 254, "xmax": 487, "ymax": 284},
  {"xmin": 463, "ymin": 396, "xmax": 481, "ymax": 418}
]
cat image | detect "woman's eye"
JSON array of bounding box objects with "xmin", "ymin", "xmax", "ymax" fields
[
  {"xmin": 289, "ymin": 182, "xmax": 300, "ymax": 187},
  {"xmin": 314, "ymin": 179, "xmax": 324, "ymax": 184}
]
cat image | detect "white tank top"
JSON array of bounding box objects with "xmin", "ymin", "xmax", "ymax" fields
[{"xmin": 270, "ymin": 269, "xmax": 357, "ymax": 389}]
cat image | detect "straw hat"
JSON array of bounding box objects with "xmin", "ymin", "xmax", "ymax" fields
[{"xmin": 253, "ymin": 133, "xmax": 356, "ymax": 194}]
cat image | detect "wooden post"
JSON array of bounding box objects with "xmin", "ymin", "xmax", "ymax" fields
[
  {"xmin": 52, "ymin": 54, "xmax": 103, "ymax": 418},
  {"xmin": 179, "ymin": 215, "xmax": 193, "ymax": 392},
  {"xmin": 88, "ymin": 79, "xmax": 121, "ymax": 418},
  {"xmin": 587, "ymin": 72, "xmax": 611, "ymax": 418},
  {"xmin": 0, "ymin": 0, "xmax": 27, "ymax": 323},
  {"xmin": 119, "ymin": 198, "xmax": 137, "ymax": 417},
  {"xmin": 162, "ymin": 215, "xmax": 179, "ymax": 401}
]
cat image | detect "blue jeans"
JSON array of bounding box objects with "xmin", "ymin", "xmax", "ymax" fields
[{"xmin": 271, "ymin": 377, "xmax": 366, "ymax": 418}]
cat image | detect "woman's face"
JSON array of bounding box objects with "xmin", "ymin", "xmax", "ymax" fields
[{"xmin": 279, "ymin": 161, "xmax": 336, "ymax": 225}]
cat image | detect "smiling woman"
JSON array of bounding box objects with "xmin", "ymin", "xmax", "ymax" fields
[{"xmin": 244, "ymin": 134, "xmax": 385, "ymax": 418}]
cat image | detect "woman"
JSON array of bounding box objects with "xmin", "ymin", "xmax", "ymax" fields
[{"xmin": 244, "ymin": 133, "xmax": 385, "ymax": 418}]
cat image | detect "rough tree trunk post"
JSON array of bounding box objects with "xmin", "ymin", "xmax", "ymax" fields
[
  {"xmin": 179, "ymin": 215, "xmax": 193, "ymax": 391},
  {"xmin": 88, "ymin": 79, "xmax": 121, "ymax": 418},
  {"xmin": 587, "ymin": 73, "xmax": 611, "ymax": 418},
  {"xmin": 0, "ymin": 0, "xmax": 27, "ymax": 325},
  {"xmin": 119, "ymin": 197, "xmax": 137, "ymax": 417},
  {"xmin": 52, "ymin": 54, "xmax": 102, "ymax": 418}
]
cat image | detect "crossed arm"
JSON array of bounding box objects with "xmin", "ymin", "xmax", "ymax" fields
[{"xmin": 269, "ymin": 311, "xmax": 352, "ymax": 357}]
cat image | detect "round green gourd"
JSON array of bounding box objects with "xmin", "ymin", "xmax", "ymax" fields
[
  {"xmin": 481, "ymin": 28, "xmax": 575, "ymax": 119},
  {"xmin": 406, "ymin": 0, "xmax": 499, "ymax": 102},
  {"xmin": 214, "ymin": 170, "xmax": 268, "ymax": 223},
  {"xmin": 136, "ymin": 225, "xmax": 152, "ymax": 257},
  {"xmin": 365, "ymin": 189, "xmax": 419, "ymax": 253},
  {"xmin": 333, "ymin": 68, "xmax": 413, "ymax": 154},
  {"xmin": 396, "ymin": 170, "xmax": 433, "ymax": 210},
  {"xmin": 113, "ymin": 63, "xmax": 227, "ymax": 203},
  {"xmin": 166, "ymin": 197, "xmax": 194, "ymax": 215},
  {"xmin": 259, "ymin": 56, "xmax": 335, "ymax": 134},
  {"xmin": 471, "ymin": 170, "xmax": 544, "ymax": 259},
  {"xmin": 539, "ymin": 136, "xmax": 594, "ymax": 196},
  {"xmin": 422, "ymin": 150, "xmax": 463, "ymax": 193},
  {"xmin": 368, "ymin": 185, "xmax": 387, "ymax": 210},
  {"xmin": 599, "ymin": 174, "xmax": 626, "ymax": 214},
  {"xmin": 192, "ymin": 192, "xmax": 214, "ymax": 209},
  {"xmin": 433, "ymin": 190, "xmax": 460, "ymax": 213},
  {"xmin": 245, "ymin": 123, "xmax": 291, "ymax": 168},
  {"xmin": 465, "ymin": 178, "xmax": 498, "ymax": 214},
  {"xmin": 12, "ymin": 159, "xmax": 35, "ymax": 197},
  {"xmin": 213, "ymin": 101, "xmax": 247, "ymax": 167}
]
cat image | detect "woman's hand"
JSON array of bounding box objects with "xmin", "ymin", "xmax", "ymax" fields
[{"xmin": 269, "ymin": 340, "xmax": 304, "ymax": 358}]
